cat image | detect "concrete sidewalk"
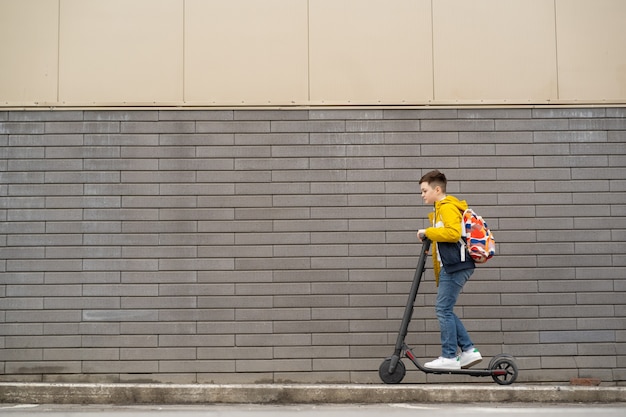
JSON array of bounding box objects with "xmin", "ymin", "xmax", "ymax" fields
[{"xmin": 0, "ymin": 382, "xmax": 625, "ymax": 405}]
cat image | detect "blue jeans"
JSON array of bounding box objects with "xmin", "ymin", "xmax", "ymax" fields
[{"xmin": 435, "ymin": 268, "xmax": 475, "ymax": 359}]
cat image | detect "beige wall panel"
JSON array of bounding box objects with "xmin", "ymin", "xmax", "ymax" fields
[
  {"xmin": 0, "ymin": 0, "xmax": 59, "ymax": 105},
  {"xmin": 309, "ymin": 0, "xmax": 433, "ymax": 105},
  {"xmin": 184, "ymin": 0, "xmax": 309, "ymax": 105},
  {"xmin": 556, "ymin": 0, "xmax": 626, "ymax": 101},
  {"xmin": 433, "ymin": 0, "xmax": 558, "ymax": 103},
  {"xmin": 59, "ymin": 0, "xmax": 183, "ymax": 105}
]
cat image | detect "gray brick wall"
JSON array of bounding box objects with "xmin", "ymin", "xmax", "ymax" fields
[{"xmin": 0, "ymin": 108, "xmax": 624, "ymax": 385}]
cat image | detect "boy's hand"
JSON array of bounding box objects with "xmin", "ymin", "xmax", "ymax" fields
[{"xmin": 417, "ymin": 229, "xmax": 426, "ymax": 241}]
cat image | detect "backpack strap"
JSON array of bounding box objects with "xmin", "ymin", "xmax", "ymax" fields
[{"xmin": 459, "ymin": 209, "xmax": 470, "ymax": 262}]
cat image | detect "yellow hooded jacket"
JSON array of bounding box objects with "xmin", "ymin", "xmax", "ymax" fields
[{"xmin": 424, "ymin": 195, "xmax": 475, "ymax": 285}]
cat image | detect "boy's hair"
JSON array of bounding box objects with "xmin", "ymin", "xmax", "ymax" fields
[{"xmin": 420, "ymin": 170, "xmax": 447, "ymax": 192}]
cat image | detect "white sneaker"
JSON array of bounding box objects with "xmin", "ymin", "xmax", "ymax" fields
[
  {"xmin": 459, "ymin": 348, "xmax": 483, "ymax": 369},
  {"xmin": 424, "ymin": 356, "xmax": 461, "ymax": 370}
]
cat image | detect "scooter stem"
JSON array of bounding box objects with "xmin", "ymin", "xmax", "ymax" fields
[{"xmin": 388, "ymin": 238, "xmax": 431, "ymax": 374}]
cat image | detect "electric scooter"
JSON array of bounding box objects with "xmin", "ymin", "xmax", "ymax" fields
[{"xmin": 379, "ymin": 237, "xmax": 519, "ymax": 385}]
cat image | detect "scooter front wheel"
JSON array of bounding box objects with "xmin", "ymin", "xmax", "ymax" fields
[{"xmin": 379, "ymin": 357, "xmax": 406, "ymax": 384}]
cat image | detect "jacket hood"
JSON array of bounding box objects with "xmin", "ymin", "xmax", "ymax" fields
[{"xmin": 435, "ymin": 195, "xmax": 468, "ymax": 212}]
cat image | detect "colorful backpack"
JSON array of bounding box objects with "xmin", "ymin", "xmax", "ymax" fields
[{"xmin": 461, "ymin": 208, "xmax": 495, "ymax": 263}]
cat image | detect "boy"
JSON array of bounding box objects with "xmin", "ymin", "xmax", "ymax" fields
[{"xmin": 417, "ymin": 170, "xmax": 482, "ymax": 370}]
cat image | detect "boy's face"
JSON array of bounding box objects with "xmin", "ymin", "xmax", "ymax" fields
[{"xmin": 420, "ymin": 181, "xmax": 442, "ymax": 205}]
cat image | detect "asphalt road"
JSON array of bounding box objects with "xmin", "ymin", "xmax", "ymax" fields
[{"xmin": 1, "ymin": 403, "xmax": 625, "ymax": 417}]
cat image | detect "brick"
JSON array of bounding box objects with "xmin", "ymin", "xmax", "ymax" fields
[
  {"xmin": 570, "ymin": 118, "xmax": 626, "ymax": 130},
  {"xmin": 385, "ymin": 109, "xmax": 457, "ymax": 120},
  {"xmin": 540, "ymin": 305, "xmax": 613, "ymax": 319},
  {"xmin": 311, "ymin": 109, "xmax": 382, "ymax": 120},
  {"xmin": 160, "ymin": 283, "xmax": 234, "ymax": 296},
  {"xmin": 84, "ymin": 183, "xmax": 160, "ymax": 196},
  {"xmin": 159, "ymin": 360, "xmax": 234, "ymax": 373},
  {"xmin": 236, "ymin": 132, "xmax": 308, "ymax": 146},
  {"xmin": 421, "ymin": 119, "xmax": 494, "ymax": 132},
  {"xmin": 346, "ymin": 120, "xmax": 420, "ymax": 132},
  {"xmin": 121, "ymin": 196, "xmax": 197, "ymax": 208},
  {"xmin": 234, "ymin": 233, "xmax": 308, "ymax": 246},
  {"xmin": 83, "ymin": 233, "xmax": 156, "ymax": 246},
  {"xmin": 120, "ymin": 347, "xmax": 195, "ymax": 361},
  {"xmin": 8, "ymin": 159, "xmax": 83, "ymax": 171},
  {"xmin": 160, "ymin": 309, "xmax": 234, "ymax": 322},
  {"xmin": 121, "ymin": 121, "xmax": 195, "ymax": 134},
  {"xmin": 44, "ymin": 348, "xmax": 119, "ymax": 361},
  {"xmin": 235, "ymin": 334, "xmax": 311, "ymax": 347},
  {"xmin": 0, "ymin": 297, "xmax": 44, "ymax": 310},
  {"xmin": 123, "ymin": 220, "xmax": 196, "ymax": 233},
  {"xmin": 160, "ymin": 184, "xmax": 235, "ymax": 195},
  {"xmin": 121, "ymin": 271, "xmax": 195, "ymax": 284},
  {"xmin": 197, "ymin": 145, "xmax": 271, "ymax": 158},
  {"xmin": 0, "ymin": 348, "xmax": 43, "ymax": 361},
  {"xmin": 85, "ymin": 133, "xmax": 159, "ymax": 146},
  {"xmin": 158, "ymin": 258, "xmax": 234, "ymax": 271},
  {"xmin": 540, "ymin": 330, "xmax": 615, "ymax": 344},
  {"xmin": 83, "ymin": 158, "xmax": 159, "ymax": 171},
  {"xmin": 121, "ymin": 146, "xmax": 195, "ymax": 158},
  {"xmin": 82, "ymin": 335, "xmax": 157, "ymax": 348},
  {"xmin": 85, "ymin": 110, "xmax": 157, "ymax": 122},
  {"xmin": 6, "ymin": 259, "xmax": 83, "ymax": 272},
  {"xmin": 160, "ymin": 133, "xmax": 233, "ymax": 146},
  {"xmin": 45, "ymin": 122, "xmax": 119, "ymax": 134},
  {"xmin": 3, "ymin": 146, "xmax": 44, "ymax": 159},
  {"xmin": 533, "ymin": 108, "xmax": 606, "ymax": 119},
  {"xmin": 123, "ymin": 245, "xmax": 197, "ymax": 259},
  {"xmin": 159, "ymin": 334, "xmax": 234, "ymax": 347},
  {"xmin": 310, "ymin": 132, "xmax": 384, "ymax": 145},
  {"xmin": 82, "ymin": 360, "xmax": 158, "ymax": 374},
  {"xmin": 121, "ymin": 171, "xmax": 195, "ymax": 183},
  {"xmin": 235, "ymin": 308, "xmax": 310, "ymax": 321},
  {"xmin": 573, "ymin": 167, "xmax": 626, "ymax": 180},
  {"xmin": 271, "ymin": 121, "xmax": 344, "ymax": 133},
  {"xmin": 311, "ymin": 308, "xmax": 386, "ymax": 320},
  {"xmin": 0, "ymin": 323, "xmax": 43, "ymax": 336},
  {"xmin": 9, "ymin": 184, "xmax": 83, "ymax": 197},
  {"xmin": 9, "ymin": 111, "xmax": 79, "ymax": 122},
  {"xmin": 160, "ymin": 110, "xmax": 233, "ymax": 121},
  {"xmin": 496, "ymin": 118, "xmax": 569, "ymax": 131},
  {"xmin": 273, "ymin": 295, "xmax": 349, "ymax": 308},
  {"xmin": 272, "ymin": 169, "xmax": 346, "ymax": 181},
  {"xmin": 534, "ymin": 130, "xmax": 607, "ymax": 143},
  {"xmin": 0, "ymin": 122, "xmax": 44, "ymax": 134},
  {"xmin": 196, "ymin": 121, "xmax": 270, "ymax": 133},
  {"xmin": 83, "ymin": 259, "xmax": 159, "ymax": 272},
  {"xmin": 45, "ymin": 171, "xmax": 121, "ymax": 183},
  {"xmin": 158, "ymin": 158, "xmax": 234, "ymax": 170},
  {"xmin": 5, "ymin": 361, "xmax": 81, "ymax": 374},
  {"xmin": 236, "ymin": 358, "xmax": 311, "ymax": 373},
  {"xmin": 7, "ymin": 284, "xmax": 81, "ymax": 297},
  {"xmin": 235, "ymin": 257, "xmax": 310, "ymax": 271},
  {"xmin": 83, "ymin": 208, "xmax": 159, "ymax": 221},
  {"xmin": 5, "ymin": 335, "xmax": 81, "ymax": 348}
]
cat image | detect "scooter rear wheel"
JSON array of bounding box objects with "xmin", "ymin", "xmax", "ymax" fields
[
  {"xmin": 379, "ymin": 358, "xmax": 406, "ymax": 384},
  {"xmin": 490, "ymin": 356, "xmax": 518, "ymax": 385}
]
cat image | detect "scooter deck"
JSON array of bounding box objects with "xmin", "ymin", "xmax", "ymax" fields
[{"xmin": 404, "ymin": 345, "xmax": 500, "ymax": 377}]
